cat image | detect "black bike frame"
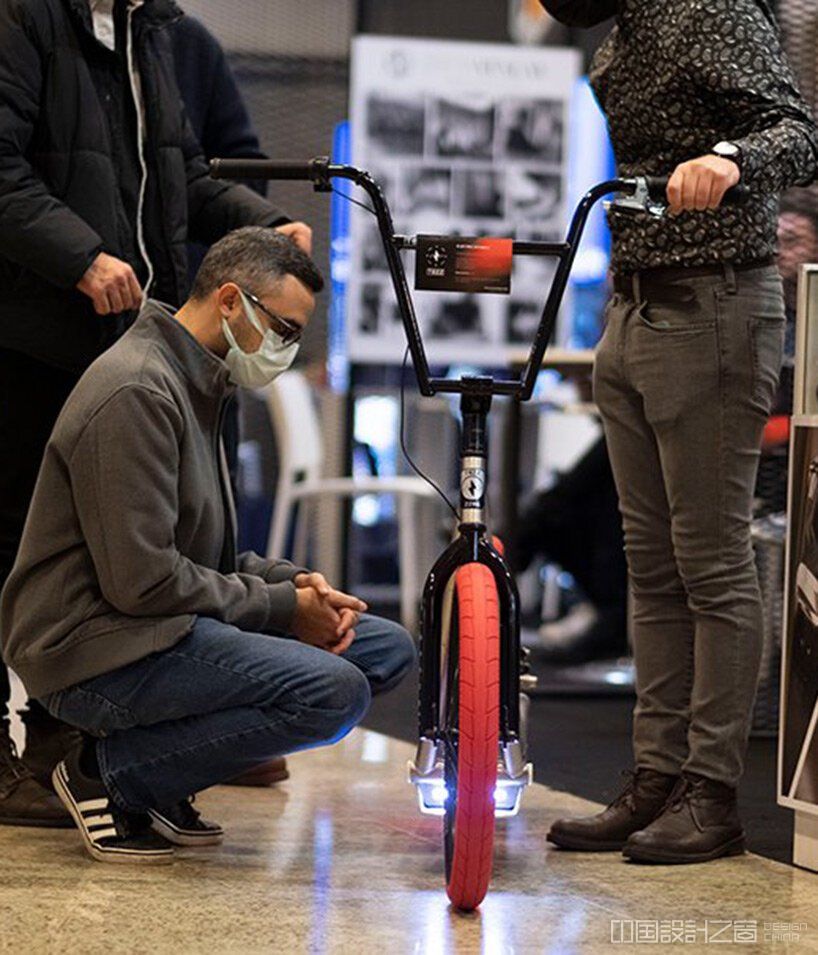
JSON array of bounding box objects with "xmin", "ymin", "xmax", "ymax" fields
[
  {"xmin": 210, "ymin": 156, "xmax": 638, "ymax": 753},
  {"xmin": 417, "ymin": 386, "xmax": 526, "ymax": 748}
]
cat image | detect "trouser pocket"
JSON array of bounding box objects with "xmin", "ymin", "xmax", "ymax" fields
[{"xmin": 749, "ymin": 317, "xmax": 785, "ymax": 413}]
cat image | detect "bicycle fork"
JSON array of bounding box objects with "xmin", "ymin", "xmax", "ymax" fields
[{"xmin": 408, "ymin": 384, "xmax": 534, "ymax": 816}]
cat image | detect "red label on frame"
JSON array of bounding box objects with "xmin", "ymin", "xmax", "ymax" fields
[{"xmin": 415, "ymin": 235, "xmax": 513, "ymax": 294}]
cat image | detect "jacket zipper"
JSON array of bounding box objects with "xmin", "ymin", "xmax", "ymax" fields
[{"xmin": 214, "ymin": 397, "xmax": 237, "ymax": 573}]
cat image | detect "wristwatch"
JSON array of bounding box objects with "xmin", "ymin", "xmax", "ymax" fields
[{"xmin": 711, "ymin": 141, "xmax": 743, "ymax": 175}]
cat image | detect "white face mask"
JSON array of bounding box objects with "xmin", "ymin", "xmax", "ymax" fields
[{"xmin": 221, "ymin": 289, "xmax": 299, "ymax": 388}]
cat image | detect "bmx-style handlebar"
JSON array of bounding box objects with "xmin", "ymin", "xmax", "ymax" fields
[
  {"xmin": 210, "ymin": 158, "xmax": 751, "ymax": 400},
  {"xmin": 210, "ymin": 158, "xmax": 325, "ymax": 181},
  {"xmin": 210, "ymin": 159, "xmax": 749, "ymax": 207}
]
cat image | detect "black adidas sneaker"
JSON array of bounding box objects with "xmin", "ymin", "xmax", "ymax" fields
[
  {"xmin": 149, "ymin": 798, "xmax": 223, "ymax": 846},
  {"xmin": 52, "ymin": 747, "xmax": 174, "ymax": 865}
]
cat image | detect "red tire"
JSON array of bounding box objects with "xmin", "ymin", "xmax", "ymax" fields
[{"xmin": 444, "ymin": 562, "xmax": 500, "ymax": 911}]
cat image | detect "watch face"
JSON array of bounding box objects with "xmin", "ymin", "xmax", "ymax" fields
[{"xmin": 715, "ymin": 142, "xmax": 739, "ymax": 158}]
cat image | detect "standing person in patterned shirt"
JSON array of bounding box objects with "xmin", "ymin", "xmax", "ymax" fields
[{"xmin": 542, "ymin": 0, "xmax": 818, "ymax": 863}]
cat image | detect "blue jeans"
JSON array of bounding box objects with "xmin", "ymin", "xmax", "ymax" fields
[{"xmin": 41, "ymin": 614, "xmax": 415, "ymax": 811}]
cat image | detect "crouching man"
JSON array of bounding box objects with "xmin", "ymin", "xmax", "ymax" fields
[{"xmin": 0, "ymin": 227, "xmax": 415, "ymax": 863}]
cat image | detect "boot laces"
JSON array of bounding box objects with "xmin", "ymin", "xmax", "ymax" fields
[
  {"xmin": 665, "ymin": 777, "xmax": 706, "ymax": 831},
  {"xmin": 609, "ymin": 770, "xmax": 638, "ymax": 813},
  {"xmin": 668, "ymin": 778, "xmax": 692, "ymax": 812},
  {"xmin": 666, "ymin": 776, "xmax": 713, "ymax": 830},
  {"xmin": 0, "ymin": 730, "xmax": 33, "ymax": 787}
]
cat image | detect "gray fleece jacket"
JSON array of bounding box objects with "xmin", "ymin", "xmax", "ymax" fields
[{"xmin": 1, "ymin": 300, "xmax": 303, "ymax": 698}]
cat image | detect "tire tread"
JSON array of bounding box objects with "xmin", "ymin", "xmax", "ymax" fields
[{"xmin": 446, "ymin": 562, "xmax": 500, "ymax": 911}]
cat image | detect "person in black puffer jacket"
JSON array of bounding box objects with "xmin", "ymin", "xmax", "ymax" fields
[{"xmin": 0, "ymin": 0, "xmax": 311, "ymax": 826}]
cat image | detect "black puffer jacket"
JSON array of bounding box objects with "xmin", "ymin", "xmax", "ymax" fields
[{"xmin": 0, "ymin": 0, "xmax": 289, "ymax": 372}]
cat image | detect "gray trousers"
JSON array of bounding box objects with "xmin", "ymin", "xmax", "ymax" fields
[{"xmin": 593, "ymin": 263, "xmax": 785, "ymax": 786}]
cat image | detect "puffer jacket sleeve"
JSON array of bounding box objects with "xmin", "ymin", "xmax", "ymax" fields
[
  {"xmin": 0, "ymin": 0, "xmax": 104, "ymax": 288},
  {"xmin": 170, "ymin": 15, "xmax": 269, "ymax": 197},
  {"xmin": 181, "ymin": 108, "xmax": 292, "ymax": 245}
]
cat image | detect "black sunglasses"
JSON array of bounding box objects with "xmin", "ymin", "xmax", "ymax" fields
[{"xmin": 240, "ymin": 287, "xmax": 303, "ymax": 346}]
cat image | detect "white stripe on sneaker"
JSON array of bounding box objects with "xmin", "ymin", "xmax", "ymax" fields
[
  {"xmin": 53, "ymin": 761, "xmax": 174, "ymax": 864},
  {"xmin": 77, "ymin": 798, "xmax": 110, "ymax": 813},
  {"xmin": 89, "ymin": 827, "xmax": 118, "ymax": 842},
  {"xmin": 83, "ymin": 814, "xmax": 115, "ymax": 827}
]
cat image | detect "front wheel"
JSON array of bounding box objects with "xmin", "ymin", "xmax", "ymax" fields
[{"xmin": 444, "ymin": 562, "xmax": 500, "ymax": 911}]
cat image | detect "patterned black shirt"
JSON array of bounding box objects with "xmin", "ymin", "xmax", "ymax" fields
[{"xmin": 589, "ymin": 0, "xmax": 818, "ymax": 271}]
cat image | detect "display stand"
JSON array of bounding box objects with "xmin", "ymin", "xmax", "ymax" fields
[
  {"xmin": 794, "ymin": 811, "xmax": 818, "ymax": 870},
  {"xmin": 781, "ymin": 264, "xmax": 818, "ymax": 871}
]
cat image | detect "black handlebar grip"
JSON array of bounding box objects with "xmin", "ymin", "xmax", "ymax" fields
[
  {"xmin": 209, "ymin": 158, "xmax": 319, "ymax": 181},
  {"xmin": 645, "ymin": 175, "xmax": 750, "ymax": 207}
]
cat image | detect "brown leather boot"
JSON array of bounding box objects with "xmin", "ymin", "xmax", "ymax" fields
[
  {"xmin": 0, "ymin": 719, "xmax": 72, "ymax": 828},
  {"xmin": 547, "ymin": 768, "xmax": 679, "ymax": 851},
  {"xmin": 623, "ymin": 773, "xmax": 745, "ymax": 864},
  {"xmin": 20, "ymin": 705, "xmax": 84, "ymax": 790},
  {"xmin": 226, "ymin": 757, "xmax": 290, "ymax": 787}
]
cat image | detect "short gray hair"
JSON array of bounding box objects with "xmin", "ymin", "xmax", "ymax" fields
[{"xmin": 190, "ymin": 226, "xmax": 324, "ymax": 300}]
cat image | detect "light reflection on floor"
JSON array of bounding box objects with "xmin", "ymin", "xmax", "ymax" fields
[{"xmin": 1, "ymin": 728, "xmax": 818, "ymax": 954}]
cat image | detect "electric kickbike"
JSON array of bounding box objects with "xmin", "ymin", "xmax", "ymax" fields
[{"xmin": 210, "ymin": 158, "xmax": 747, "ymax": 911}]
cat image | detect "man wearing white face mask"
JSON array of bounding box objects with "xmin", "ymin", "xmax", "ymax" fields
[{"xmin": 0, "ymin": 227, "xmax": 415, "ymax": 864}]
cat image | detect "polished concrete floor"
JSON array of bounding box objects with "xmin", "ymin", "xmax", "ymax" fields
[{"xmin": 2, "ymin": 727, "xmax": 818, "ymax": 954}]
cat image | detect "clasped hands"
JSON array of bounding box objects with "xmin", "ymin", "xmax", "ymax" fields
[{"xmin": 291, "ymin": 572, "xmax": 368, "ymax": 655}]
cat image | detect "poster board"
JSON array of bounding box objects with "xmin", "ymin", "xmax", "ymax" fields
[{"xmin": 347, "ymin": 36, "xmax": 581, "ymax": 366}]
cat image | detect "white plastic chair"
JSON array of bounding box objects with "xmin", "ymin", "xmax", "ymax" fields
[{"xmin": 264, "ymin": 371, "xmax": 439, "ymax": 633}]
